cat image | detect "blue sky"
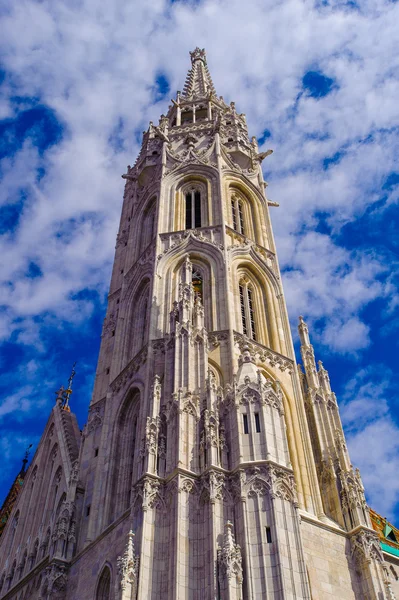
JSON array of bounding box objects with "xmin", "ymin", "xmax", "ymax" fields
[{"xmin": 0, "ymin": 0, "xmax": 398, "ymax": 522}]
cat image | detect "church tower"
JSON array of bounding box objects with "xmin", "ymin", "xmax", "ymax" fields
[{"xmin": 1, "ymin": 48, "xmax": 398, "ymax": 600}]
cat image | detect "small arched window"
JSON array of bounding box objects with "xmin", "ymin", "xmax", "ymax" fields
[
  {"xmin": 185, "ymin": 189, "xmax": 201, "ymax": 229},
  {"xmin": 239, "ymin": 280, "xmax": 256, "ymax": 341},
  {"xmin": 231, "ymin": 196, "xmax": 245, "ymax": 236},
  {"xmin": 390, "ymin": 566, "xmax": 398, "ymax": 581},
  {"xmin": 96, "ymin": 566, "xmax": 111, "ymax": 600}
]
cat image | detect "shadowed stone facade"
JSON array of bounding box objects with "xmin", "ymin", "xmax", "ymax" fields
[{"xmin": 0, "ymin": 48, "xmax": 398, "ymax": 600}]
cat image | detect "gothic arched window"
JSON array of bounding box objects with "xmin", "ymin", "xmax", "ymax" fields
[
  {"xmin": 110, "ymin": 390, "xmax": 140, "ymax": 521},
  {"xmin": 185, "ymin": 189, "xmax": 201, "ymax": 229},
  {"xmin": 239, "ymin": 279, "xmax": 256, "ymax": 341},
  {"xmin": 96, "ymin": 566, "xmax": 111, "ymax": 600},
  {"xmin": 231, "ymin": 196, "xmax": 245, "ymax": 236}
]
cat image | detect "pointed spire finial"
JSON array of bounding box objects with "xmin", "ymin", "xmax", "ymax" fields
[
  {"xmin": 63, "ymin": 362, "xmax": 76, "ymax": 411},
  {"xmin": 20, "ymin": 444, "xmax": 33, "ymax": 475},
  {"xmin": 182, "ymin": 48, "xmax": 216, "ymax": 99},
  {"xmin": 55, "ymin": 363, "xmax": 77, "ymax": 411}
]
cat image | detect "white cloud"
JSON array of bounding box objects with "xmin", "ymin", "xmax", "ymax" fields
[{"xmin": 340, "ymin": 367, "xmax": 399, "ymax": 519}]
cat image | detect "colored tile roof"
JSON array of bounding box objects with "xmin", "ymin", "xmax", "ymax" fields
[{"xmin": 370, "ymin": 507, "xmax": 399, "ymax": 559}]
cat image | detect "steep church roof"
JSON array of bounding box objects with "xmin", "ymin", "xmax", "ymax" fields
[{"xmin": 0, "ymin": 449, "xmax": 31, "ymax": 537}]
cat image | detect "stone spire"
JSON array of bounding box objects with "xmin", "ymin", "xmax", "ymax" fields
[{"xmin": 181, "ymin": 47, "xmax": 216, "ymax": 99}]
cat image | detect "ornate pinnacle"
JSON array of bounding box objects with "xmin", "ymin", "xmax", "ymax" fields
[{"xmin": 190, "ymin": 47, "xmax": 207, "ymax": 64}]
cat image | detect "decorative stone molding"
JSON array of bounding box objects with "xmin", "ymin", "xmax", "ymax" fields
[
  {"xmin": 234, "ymin": 333, "xmax": 294, "ymax": 374},
  {"xmin": 231, "ymin": 464, "xmax": 297, "ymax": 504},
  {"xmin": 157, "ymin": 226, "xmax": 224, "ymax": 263},
  {"xmin": 117, "ymin": 530, "xmax": 139, "ymax": 600},
  {"xmin": 102, "ymin": 311, "xmax": 118, "ymax": 337},
  {"xmin": 110, "ymin": 347, "xmax": 148, "ymax": 393},
  {"xmin": 82, "ymin": 401, "xmax": 105, "ymax": 437}
]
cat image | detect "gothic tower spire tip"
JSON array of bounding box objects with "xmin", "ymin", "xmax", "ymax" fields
[{"xmin": 181, "ymin": 47, "xmax": 216, "ymax": 99}]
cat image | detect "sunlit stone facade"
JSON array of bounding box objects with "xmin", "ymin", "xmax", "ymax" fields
[{"xmin": 1, "ymin": 48, "xmax": 398, "ymax": 600}]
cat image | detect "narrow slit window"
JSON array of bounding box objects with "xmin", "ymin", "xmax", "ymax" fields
[
  {"xmin": 266, "ymin": 526, "xmax": 272, "ymax": 543},
  {"xmin": 239, "ymin": 282, "xmax": 257, "ymax": 341},
  {"xmin": 194, "ymin": 191, "xmax": 201, "ymax": 228},
  {"xmin": 185, "ymin": 190, "xmax": 201, "ymax": 229},
  {"xmin": 255, "ymin": 412, "xmax": 261, "ymax": 433},
  {"xmin": 239, "ymin": 285, "xmax": 248, "ymax": 336},
  {"xmin": 238, "ymin": 202, "xmax": 245, "ymax": 235},
  {"xmin": 231, "ymin": 196, "xmax": 245, "ymax": 235},
  {"xmin": 231, "ymin": 199, "xmax": 238, "ymax": 231},
  {"xmin": 247, "ymin": 289, "xmax": 256, "ymax": 341},
  {"xmin": 243, "ymin": 414, "xmax": 249, "ymax": 434},
  {"xmin": 185, "ymin": 193, "xmax": 192, "ymax": 229}
]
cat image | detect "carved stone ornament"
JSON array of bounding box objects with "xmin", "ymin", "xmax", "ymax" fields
[
  {"xmin": 200, "ymin": 470, "xmax": 227, "ymax": 504},
  {"xmin": 82, "ymin": 402, "xmax": 104, "ymax": 437},
  {"xmin": 218, "ymin": 521, "xmax": 243, "ymax": 586},
  {"xmin": 42, "ymin": 562, "xmax": 68, "ymax": 599},
  {"xmin": 350, "ymin": 529, "xmax": 384, "ymax": 566},
  {"xmin": 102, "ymin": 311, "xmax": 118, "ymax": 337},
  {"xmin": 133, "ymin": 477, "xmax": 165, "ymax": 512},
  {"xmin": 117, "ymin": 530, "xmax": 139, "ymax": 600}
]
